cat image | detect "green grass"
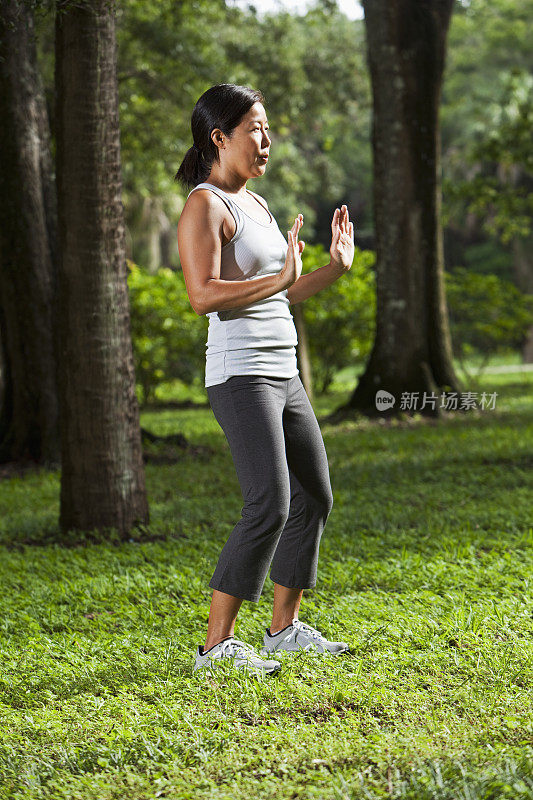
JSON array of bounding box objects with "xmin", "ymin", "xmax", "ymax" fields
[{"xmin": 0, "ymin": 364, "xmax": 532, "ymax": 799}]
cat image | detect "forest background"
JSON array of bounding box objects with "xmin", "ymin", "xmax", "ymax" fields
[{"xmin": 32, "ymin": 0, "xmax": 533, "ymax": 402}]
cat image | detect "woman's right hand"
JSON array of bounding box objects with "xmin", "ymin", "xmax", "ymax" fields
[{"xmin": 279, "ymin": 214, "xmax": 305, "ymax": 288}]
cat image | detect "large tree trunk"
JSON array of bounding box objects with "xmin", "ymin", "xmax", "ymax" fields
[
  {"xmin": 334, "ymin": 0, "xmax": 461, "ymax": 420},
  {"xmin": 0, "ymin": 0, "xmax": 60, "ymax": 465},
  {"xmin": 55, "ymin": 0, "xmax": 149, "ymax": 535}
]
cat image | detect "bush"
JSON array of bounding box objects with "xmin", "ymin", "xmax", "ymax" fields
[
  {"xmin": 127, "ymin": 261, "xmax": 206, "ymax": 404},
  {"xmin": 445, "ymin": 267, "xmax": 533, "ymax": 370},
  {"xmin": 298, "ymin": 243, "xmax": 376, "ymax": 393}
]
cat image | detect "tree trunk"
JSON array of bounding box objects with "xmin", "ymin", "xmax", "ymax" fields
[
  {"xmin": 0, "ymin": 0, "xmax": 60, "ymax": 466},
  {"xmin": 55, "ymin": 0, "xmax": 149, "ymax": 536},
  {"xmin": 335, "ymin": 0, "xmax": 461, "ymax": 420},
  {"xmin": 159, "ymin": 210, "xmax": 175, "ymax": 269}
]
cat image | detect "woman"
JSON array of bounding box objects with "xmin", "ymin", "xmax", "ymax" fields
[{"xmin": 176, "ymin": 83, "xmax": 355, "ymax": 677}]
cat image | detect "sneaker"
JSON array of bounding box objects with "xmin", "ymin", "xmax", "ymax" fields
[
  {"xmin": 193, "ymin": 635, "xmax": 282, "ymax": 676},
  {"xmin": 259, "ymin": 618, "xmax": 350, "ymax": 656}
]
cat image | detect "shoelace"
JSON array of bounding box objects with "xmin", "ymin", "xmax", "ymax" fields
[
  {"xmin": 287, "ymin": 619, "xmax": 325, "ymax": 643},
  {"xmin": 218, "ymin": 637, "xmax": 258, "ymax": 660}
]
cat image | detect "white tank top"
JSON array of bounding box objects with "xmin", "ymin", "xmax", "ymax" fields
[{"xmin": 186, "ymin": 182, "xmax": 299, "ymax": 387}]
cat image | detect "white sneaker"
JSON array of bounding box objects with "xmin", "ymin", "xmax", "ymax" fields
[
  {"xmin": 193, "ymin": 635, "xmax": 282, "ymax": 676},
  {"xmin": 259, "ymin": 619, "xmax": 350, "ymax": 656}
]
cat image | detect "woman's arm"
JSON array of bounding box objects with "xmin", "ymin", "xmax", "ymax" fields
[
  {"xmin": 288, "ymin": 205, "xmax": 354, "ymax": 305},
  {"xmin": 178, "ymin": 190, "xmax": 289, "ymax": 316},
  {"xmin": 287, "ymin": 260, "xmax": 345, "ymax": 305}
]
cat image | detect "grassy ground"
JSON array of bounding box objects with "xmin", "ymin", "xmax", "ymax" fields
[{"xmin": 0, "ymin": 362, "xmax": 531, "ymax": 799}]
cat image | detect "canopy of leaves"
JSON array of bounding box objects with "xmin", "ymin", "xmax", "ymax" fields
[
  {"xmin": 442, "ymin": 0, "xmax": 533, "ymax": 248},
  {"xmin": 33, "ymin": 0, "xmax": 531, "ymax": 277}
]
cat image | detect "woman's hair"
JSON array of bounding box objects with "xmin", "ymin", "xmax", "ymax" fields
[{"xmin": 174, "ymin": 83, "xmax": 265, "ymax": 190}]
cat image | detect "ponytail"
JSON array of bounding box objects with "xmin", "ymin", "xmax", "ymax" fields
[{"xmin": 174, "ymin": 144, "xmax": 211, "ymax": 190}]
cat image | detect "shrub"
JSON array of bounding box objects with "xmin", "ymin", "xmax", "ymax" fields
[
  {"xmin": 298, "ymin": 243, "xmax": 376, "ymax": 393},
  {"xmin": 445, "ymin": 267, "xmax": 533, "ymax": 371},
  {"xmin": 127, "ymin": 261, "xmax": 206, "ymax": 404}
]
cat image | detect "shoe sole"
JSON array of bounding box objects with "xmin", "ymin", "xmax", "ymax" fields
[
  {"xmin": 259, "ymin": 646, "xmax": 351, "ymax": 657},
  {"xmin": 194, "ymin": 661, "xmax": 282, "ymax": 676}
]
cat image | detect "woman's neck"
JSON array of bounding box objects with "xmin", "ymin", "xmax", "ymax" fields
[{"xmin": 205, "ymin": 171, "xmax": 247, "ymax": 196}]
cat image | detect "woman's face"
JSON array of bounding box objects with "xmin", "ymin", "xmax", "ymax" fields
[{"xmin": 221, "ymin": 101, "xmax": 271, "ymax": 178}]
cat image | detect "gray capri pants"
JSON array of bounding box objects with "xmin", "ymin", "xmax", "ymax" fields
[{"xmin": 206, "ymin": 373, "xmax": 334, "ymax": 602}]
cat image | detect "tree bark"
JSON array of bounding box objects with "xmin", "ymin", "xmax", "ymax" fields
[
  {"xmin": 0, "ymin": 0, "xmax": 60, "ymax": 465},
  {"xmin": 55, "ymin": 0, "xmax": 149, "ymax": 535},
  {"xmin": 335, "ymin": 0, "xmax": 461, "ymax": 420}
]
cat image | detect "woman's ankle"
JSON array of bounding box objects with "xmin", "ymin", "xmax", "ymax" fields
[
  {"xmin": 203, "ymin": 634, "xmax": 233, "ymax": 652},
  {"xmin": 270, "ymin": 618, "xmax": 296, "ymax": 633}
]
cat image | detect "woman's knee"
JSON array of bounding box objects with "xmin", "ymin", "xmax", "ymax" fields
[
  {"xmin": 243, "ymin": 485, "xmax": 291, "ymax": 531},
  {"xmin": 317, "ymin": 485, "xmax": 334, "ymax": 518}
]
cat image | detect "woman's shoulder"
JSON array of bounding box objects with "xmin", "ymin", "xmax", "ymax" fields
[
  {"xmin": 178, "ymin": 184, "xmax": 231, "ymax": 231},
  {"xmin": 183, "ymin": 184, "xmax": 226, "ymax": 211},
  {"xmin": 247, "ymin": 188, "xmax": 269, "ymax": 208}
]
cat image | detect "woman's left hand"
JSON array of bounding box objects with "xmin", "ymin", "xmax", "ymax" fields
[{"xmin": 329, "ymin": 204, "xmax": 355, "ymax": 272}]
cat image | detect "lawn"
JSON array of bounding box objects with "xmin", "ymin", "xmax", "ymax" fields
[{"xmin": 0, "ymin": 363, "xmax": 531, "ymax": 799}]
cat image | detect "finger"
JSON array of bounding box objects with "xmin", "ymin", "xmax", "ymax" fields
[
  {"xmin": 341, "ymin": 205, "xmax": 348, "ymax": 234},
  {"xmin": 331, "ymin": 208, "xmax": 340, "ymax": 235},
  {"xmin": 350, "ymin": 221, "xmax": 354, "ymax": 239},
  {"xmin": 292, "ymin": 215, "xmax": 302, "ymax": 238},
  {"xmin": 290, "ymin": 229, "xmax": 298, "ymax": 250}
]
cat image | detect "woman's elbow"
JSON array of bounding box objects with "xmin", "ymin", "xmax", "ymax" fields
[
  {"xmin": 192, "ymin": 283, "xmax": 216, "ymax": 316},
  {"xmin": 191, "ymin": 293, "xmax": 210, "ymax": 316}
]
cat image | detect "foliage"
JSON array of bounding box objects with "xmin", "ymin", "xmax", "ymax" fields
[
  {"xmin": 113, "ymin": 0, "xmax": 372, "ymax": 257},
  {"xmin": 445, "ymin": 266, "xmax": 533, "ymax": 374},
  {"xmin": 443, "ymin": 71, "xmax": 533, "ymax": 244},
  {"xmin": 443, "ymin": 0, "xmax": 533, "ymax": 261},
  {"xmin": 29, "ymin": 0, "xmax": 533, "ymax": 389},
  {"xmin": 298, "ymin": 243, "xmax": 376, "ymax": 393},
  {"xmin": 127, "ymin": 260, "xmax": 206, "ymax": 403},
  {"xmin": 116, "ymin": 0, "xmax": 232, "ymax": 199},
  {"xmin": 31, "ymin": 0, "xmax": 533, "ymax": 285}
]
